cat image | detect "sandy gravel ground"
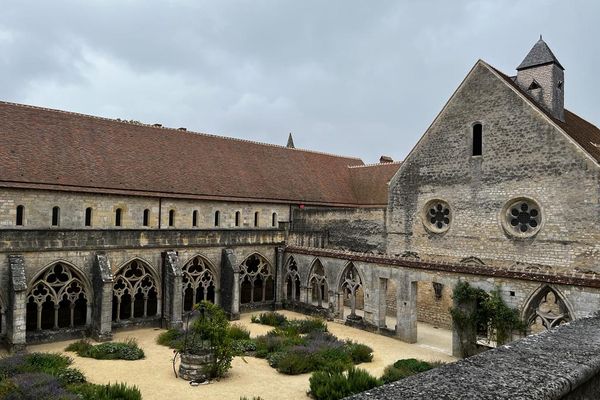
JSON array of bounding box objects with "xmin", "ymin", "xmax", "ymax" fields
[{"xmin": 27, "ymin": 311, "xmax": 455, "ymax": 400}]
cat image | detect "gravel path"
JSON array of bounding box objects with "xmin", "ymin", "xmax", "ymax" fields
[{"xmin": 28, "ymin": 310, "xmax": 455, "ymax": 400}]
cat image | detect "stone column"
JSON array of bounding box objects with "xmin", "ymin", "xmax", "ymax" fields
[
  {"xmin": 378, "ymin": 277, "xmax": 388, "ymax": 329},
  {"xmin": 162, "ymin": 250, "xmax": 183, "ymax": 329},
  {"xmin": 274, "ymin": 246, "xmax": 285, "ymax": 309},
  {"xmin": 396, "ymin": 279, "xmax": 417, "ymax": 343},
  {"xmin": 7, "ymin": 255, "xmax": 27, "ymax": 352},
  {"xmin": 451, "ymin": 288, "xmax": 477, "ymax": 358},
  {"xmin": 91, "ymin": 254, "xmax": 114, "ymax": 341},
  {"xmin": 220, "ymin": 249, "xmax": 240, "ymax": 320}
]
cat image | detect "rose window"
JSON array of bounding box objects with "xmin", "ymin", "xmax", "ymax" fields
[
  {"xmin": 423, "ymin": 200, "xmax": 451, "ymax": 233},
  {"xmin": 504, "ymin": 199, "xmax": 542, "ymax": 236}
]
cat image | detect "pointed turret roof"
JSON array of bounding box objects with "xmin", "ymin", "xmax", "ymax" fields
[
  {"xmin": 517, "ymin": 36, "xmax": 564, "ymax": 71},
  {"xmin": 286, "ymin": 132, "xmax": 295, "ymax": 148}
]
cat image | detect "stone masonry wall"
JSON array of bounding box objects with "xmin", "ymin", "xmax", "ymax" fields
[
  {"xmin": 292, "ymin": 206, "xmax": 386, "ymax": 253},
  {"xmin": 387, "ymin": 62, "xmax": 600, "ymax": 272},
  {"xmin": 0, "ymin": 188, "xmax": 289, "ymax": 230}
]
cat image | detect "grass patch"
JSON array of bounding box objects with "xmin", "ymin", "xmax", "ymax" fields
[
  {"xmin": 65, "ymin": 338, "xmax": 144, "ymax": 360},
  {"xmin": 0, "ymin": 352, "xmax": 141, "ymax": 400}
]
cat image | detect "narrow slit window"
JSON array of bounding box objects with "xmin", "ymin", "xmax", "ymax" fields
[
  {"xmin": 85, "ymin": 207, "xmax": 92, "ymax": 227},
  {"xmin": 115, "ymin": 208, "xmax": 122, "ymax": 227},
  {"xmin": 472, "ymin": 123, "xmax": 482, "ymax": 156},
  {"xmin": 235, "ymin": 211, "xmax": 241, "ymax": 227},
  {"xmin": 214, "ymin": 210, "xmax": 220, "ymax": 227},
  {"xmin": 254, "ymin": 212, "xmax": 259, "ymax": 227},
  {"xmin": 51, "ymin": 206, "xmax": 60, "ymax": 226},
  {"xmin": 192, "ymin": 210, "xmax": 198, "ymax": 227},
  {"xmin": 169, "ymin": 209, "xmax": 175, "ymax": 227},
  {"xmin": 272, "ymin": 212, "xmax": 277, "ymax": 227},
  {"xmin": 16, "ymin": 205, "xmax": 24, "ymax": 226},
  {"xmin": 143, "ymin": 209, "xmax": 150, "ymax": 227}
]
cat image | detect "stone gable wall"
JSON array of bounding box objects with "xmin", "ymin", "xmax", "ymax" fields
[{"xmin": 387, "ymin": 63, "xmax": 600, "ymax": 270}]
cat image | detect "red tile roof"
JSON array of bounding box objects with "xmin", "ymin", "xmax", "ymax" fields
[
  {"xmin": 349, "ymin": 162, "xmax": 402, "ymax": 206},
  {"xmin": 0, "ymin": 101, "xmax": 397, "ymax": 206}
]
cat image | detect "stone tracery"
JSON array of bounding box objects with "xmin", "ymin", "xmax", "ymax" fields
[
  {"xmin": 112, "ymin": 260, "xmax": 158, "ymax": 322},
  {"xmin": 239, "ymin": 254, "xmax": 274, "ymax": 304},
  {"xmin": 524, "ymin": 286, "xmax": 572, "ymax": 334},
  {"xmin": 284, "ymin": 257, "xmax": 301, "ymax": 302},
  {"xmin": 182, "ymin": 255, "xmax": 217, "ymax": 311},
  {"xmin": 309, "ymin": 259, "xmax": 328, "ymax": 307},
  {"xmin": 26, "ymin": 263, "xmax": 88, "ymax": 331},
  {"xmin": 340, "ymin": 262, "xmax": 363, "ymax": 318}
]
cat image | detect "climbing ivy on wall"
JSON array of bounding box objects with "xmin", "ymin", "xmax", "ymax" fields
[{"xmin": 450, "ymin": 281, "xmax": 525, "ymax": 357}]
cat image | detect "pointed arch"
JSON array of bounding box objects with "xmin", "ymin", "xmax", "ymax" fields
[
  {"xmin": 522, "ymin": 285, "xmax": 574, "ymax": 334},
  {"xmin": 181, "ymin": 254, "xmax": 218, "ymax": 311},
  {"xmin": 239, "ymin": 253, "xmax": 274, "ymax": 304},
  {"xmin": 308, "ymin": 258, "xmax": 328, "ymax": 307},
  {"xmin": 112, "ymin": 258, "xmax": 159, "ymax": 322},
  {"xmin": 26, "ymin": 261, "xmax": 90, "ymax": 332},
  {"xmin": 284, "ymin": 256, "xmax": 301, "ymax": 302},
  {"xmin": 338, "ymin": 262, "xmax": 364, "ymax": 319}
]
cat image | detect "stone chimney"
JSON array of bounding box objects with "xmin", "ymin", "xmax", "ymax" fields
[
  {"xmin": 515, "ymin": 36, "xmax": 565, "ymax": 121},
  {"xmin": 379, "ymin": 155, "xmax": 393, "ymax": 163}
]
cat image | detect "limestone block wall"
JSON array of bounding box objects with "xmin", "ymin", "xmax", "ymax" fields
[
  {"xmin": 291, "ymin": 206, "xmax": 387, "ymax": 253},
  {"xmin": 0, "ymin": 188, "xmax": 289, "ymax": 230},
  {"xmin": 387, "ymin": 63, "xmax": 600, "ymax": 271}
]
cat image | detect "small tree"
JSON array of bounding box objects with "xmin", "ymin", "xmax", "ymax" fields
[{"xmin": 184, "ymin": 301, "xmax": 234, "ymax": 378}]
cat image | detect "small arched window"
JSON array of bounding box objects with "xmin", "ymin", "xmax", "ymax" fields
[
  {"xmin": 192, "ymin": 210, "xmax": 198, "ymax": 227},
  {"xmin": 254, "ymin": 212, "xmax": 259, "ymax": 227},
  {"xmin": 235, "ymin": 211, "xmax": 241, "ymax": 227},
  {"xmin": 169, "ymin": 209, "xmax": 175, "ymax": 227},
  {"xmin": 143, "ymin": 209, "xmax": 150, "ymax": 227},
  {"xmin": 272, "ymin": 212, "xmax": 277, "ymax": 227},
  {"xmin": 16, "ymin": 205, "xmax": 24, "ymax": 226},
  {"xmin": 214, "ymin": 211, "xmax": 220, "ymax": 227},
  {"xmin": 472, "ymin": 123, "xmax": 482, "ymax": 156},
  {"xmin": 115, "ymin": 208, "xmax": 122, "ymax": 227},
  {"xmin": 85, "ymin": 207, "xmax": 92, "ymax": 227},
  {"xmin": 51, "ymin": 206, "xmax": 60, "ymax": 226}
]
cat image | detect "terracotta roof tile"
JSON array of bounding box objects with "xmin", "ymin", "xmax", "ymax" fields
[
  {"xmin": 348, "ymin": 162, "xmax": 402, "ymax": 206},
  {"xmin": 0, "ymin": 100, "xmax": 381, "ymax": 206}
]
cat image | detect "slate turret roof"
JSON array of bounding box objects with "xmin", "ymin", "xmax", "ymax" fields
[{"xmin": 517, "ymin": 37, "xmax": 564, "ymax": 71}]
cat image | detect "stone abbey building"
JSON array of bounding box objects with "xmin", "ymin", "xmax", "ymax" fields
[{"xmin": 1, "ymin": 38, "xmax": 600, "ymax": 353}]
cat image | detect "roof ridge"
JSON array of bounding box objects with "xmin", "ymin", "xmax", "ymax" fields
[
  {"xmin": 0, "ymin": 99, "xmax": 364, "ymax": 162},
  {"xmin": 348, "ymin": 161, "xmax": 403, "ymax": 169}
]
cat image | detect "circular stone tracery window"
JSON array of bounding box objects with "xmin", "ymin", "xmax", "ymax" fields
[
  {"xmin": 423, "ymin": 200, "xmax": 451, "ymax": 233},
  {"xmin": 503, "ymin": 198, "xmax": 542, "ymax": 237}
]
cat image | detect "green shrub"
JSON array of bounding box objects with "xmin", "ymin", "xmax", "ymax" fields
[
  {"xmin": 228, "ymin": 324, "xmax": 251, "ymax": 340},
  {"xmin": 289, "ymin": 318, "xmax": 327, "ymax": 334},
  {"xmin": 274, "ymin": 350, "xmax": 314, "ymax": 374},
  {"xmin": 343, "ymin": 341, "xmax": 373, "ymax": 364},
  {"xmin": 69, "ymin": 338, "xmax": 144, "ymax": 361},
  {"xmin": 65, "ymin": 340, "xmax": 94, "ymax": 355},
  {"xmin": 23, "ymin": 353, "xmax": 72, "ymax": 375},
  {"xmin": 309, "ymin": 367, "xmax": 382, "ymax": 400},
  {"xmin": 69, "ymin": 382, "xmax": 142, "ymax": 400},
  {"xmin": 156, "ymin": 328, "xmax": 184, "ymax": 350},
  {"xmin": 251, "ymin": 312, "xmax": 288, "ymax": 327},
  {"xmin": 57, "ymin": 367, "xmax": 86, "ymax": 385},
  {"xmin": 232, "ymin": 339, "xmax": 257, "ymax": 355},
  {"xmin": 380, "ymin": 358, "xmax": 439, "ymax": 384}
]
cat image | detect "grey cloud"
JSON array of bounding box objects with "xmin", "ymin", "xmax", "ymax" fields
[{"xmin": 0, "ymin": 0, "xmax": 598, "ymax": 163}]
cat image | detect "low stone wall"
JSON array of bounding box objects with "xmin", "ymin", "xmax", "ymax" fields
[{"xmin": 347, "ymin": 314, "xmax": 600, "ymax": 400}]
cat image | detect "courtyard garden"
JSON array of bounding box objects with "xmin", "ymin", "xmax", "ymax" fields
[{"xmin": 6, "ymin": 309, "xmax": 454, "ymax": 400}]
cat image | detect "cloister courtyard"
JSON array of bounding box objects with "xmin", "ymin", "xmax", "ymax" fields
[{"xmin": 13, "ymin": 311, "xmax": 455, "ymax": 400}]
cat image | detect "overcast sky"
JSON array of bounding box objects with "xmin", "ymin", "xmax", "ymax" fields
[{"xmin": 1, "ymin": 1, "xmax": 598, "ymax": 163}]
